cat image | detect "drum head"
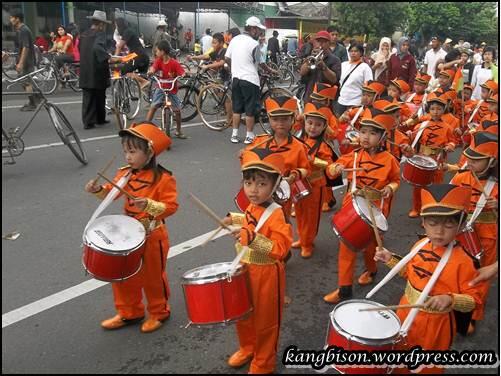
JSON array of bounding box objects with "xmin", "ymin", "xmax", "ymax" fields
[
  {"xmin": 353, "ymin": 196, "xmax": 388, "ymax": 232},
  {"xmin": 182, "ymin": 262, "xmax": 243, "ymax": 283},
  {"xmin": 84, "ymin": 215, "xmax": 145, "ymax": 253},
  {"xmin": 332, "ymin": 300, "xmax": 400, "ymax": 341},
  {"xmin": 276, "ymin": 179, "xmax": 291, "ymax": 201},
  {"xmin": 409, "ymin": 155, "xmax": 438, "ymax": 169}
]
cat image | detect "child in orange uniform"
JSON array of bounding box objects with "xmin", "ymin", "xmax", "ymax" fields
[
  {"xmin": 245, "ymin": 96, "xmax": 311, "ymax": 220},
  {"xmin": 476, "ymin": 93, "xmax": 499, "ymax": 136},
  {"xmin": 375, "ymin": 184, "xmax": 483, "ymax": 374},
  {"xmin": 323, "ymin": 113, "xmax": 400, "ymax": 304},
  {"xmin": 292, "ymin": 102, "xmax": 342, "ymax": 258},
  {"xmin": 407, "ymin": 92, "xmax": 456, "ymax": 218},
  {"xmin": 469, "ymin": 79, "xmax": 498, "ymax": 126},
  {"xmin": 85, "ymin": 122, "xmax": 178, "ymax": 333},
  {"xmin": 450, "ymin": 132, "xmax": 498, "ymax": 334},
  {"xmin": 387, "ymin": 79, "xmax": 413, "ymax": 122},
  {"xmin": 223, "ymin": 150, "xmax": 293, "ymax": 374}
]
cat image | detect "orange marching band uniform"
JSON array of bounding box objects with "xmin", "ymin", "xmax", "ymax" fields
[
  {"xmin": 226, "ymin": 150, "xmax": 293, "ymax": 374},
  {"xmin": 91, "ymin": 123, "xmax": 179, "ymax": 333},
  {"xmin": 450, "ymin": 132, "xmax": 499, "ymax": 332},
  {"xmin": 323, "ymin": 111, "xmax": 401, "ymax": 303},
  {"xmin": 382, "ymin": 184, "xmax": 484, "ymax": 373}
]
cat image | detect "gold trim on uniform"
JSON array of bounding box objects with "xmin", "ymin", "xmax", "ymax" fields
[
  {"xmin": 235, "ymin": 243, "xmax": 276, "ymax": 265},
  {"xmin": 468, "ymin": 212, "xmax": 497, "ymax": 224},
  {"xmin": 313, "ymin": 157, "xmax": 329, "ymax": 169},
  {"xmin": 385, "ymin": 254, "xmax": 403, "ymax": 270},
  {"xmin": 405, "ymin": 282, "xmax": 453, "ymax": 313},
  {"xmin": 421, "ymin": 146, "xmax": 441, "ymax": 156},
  {"xmin": 451, "ymin": 293, "xmax": 476, "ymax": 312},
  {"xmin": 144, "ymin": 198, "xmax": 166, "ymax": 217},
  {"xmin": 297, "ymin": 168, "xmax": 309, "ymax": 179},
  {"xmin": 230, "ymin": 212, "xmax": 246, "ymax": 226},
  {"xmin": 354, "ymin": 188, "xmax": 382, "ymax": 201},
  {"xmin": 387, "ymin": 182, "xmax": 399, "ymax": 194},
  {"xmin": 93, "ymin": 187, "xmax": 109, "ymax": 200},
  {"xmin": 138, "ymin": 218, "xmax": 162, "ymax": 233}
]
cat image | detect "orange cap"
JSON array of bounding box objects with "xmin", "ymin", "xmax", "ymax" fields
[
  {"xmin": 486, "ymin": 93, "xmax": 498, "ymax": 104},
  {"xmin": 311, "ymin": 82, "xmax": 338, "ymax": 101},
  {"xmin": 438, "ymin": 69, "xmax": 456, "ymax": 80},
  {"xmin": 463, "ymin": 132, "xmax": 498, "ymax": 159},
  {"xmin": 421, "ymin": 184, "xmax": 471, "ymax": 216},
  {"xmin": 390, "ymin": 79, "xmax": 411, "ymax": 94},
  {"xmin": 241, "ymin": 149, "xmax": 285, "ymax": 175},
  {"xmin": 415, "ymin": 73, "xmax": 432, "ymax": 85},
  {"xmin": 480, "ymin": 80, "xmax": 498, "ymax": 94},
  {"xmin": 426, "ymin": 91, "xmax": 448, "ymax": 106},
  {"xmin": 362, "ymin": 80, "xmax": 386, "ymax": 97},
  {"xmin": 119, "ymin": 122, "xmax": 171, "ymax": 156},
  {"xmin": 303, "ymin": 102, "xmax": 331, "ymax": 122},
  {"xmin": 463, "ymin": 84, "xmax": 474, "ymax": 92},
  {"xmin": 360, "ymin": 109, "xmax": 396, "ymax": 132},
  {"xmin": 265, "ymin": 96, "xmax": 297, "ymax": 116}
]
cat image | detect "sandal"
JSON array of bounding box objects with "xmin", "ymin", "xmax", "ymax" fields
[{"xmin": 175, "ymin": 131, "xmax": 188, "ymax": 139}]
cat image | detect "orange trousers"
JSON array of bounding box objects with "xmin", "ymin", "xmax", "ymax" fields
[
  {"xmin": 295, "ymin": 184, "xmax": 323, "ymax": 252},
  {"xmin": 411, "ymin": 170, "xmax": 444, "ymax": 212},
  {"xmin": 338, "ymin": 239, "xmax": 378, "ymax": 287},
  {"xmin": 111, "ymin": 226, "xmax": 171, "ymax": 321},
  {"xmin": 323, "ymin": 186, "xmax": 334, "ymax": 206},
  {"xmin": 236, "ymin": 262, "xmax": 285, "ymax": 374}
]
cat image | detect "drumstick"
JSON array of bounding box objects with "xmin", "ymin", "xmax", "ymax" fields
[
  {"xmin": 188, "ymin": 193, "xmax": 232, "ymax": 231},
  {"xmin": 93, "ymin": 155, "xmax": 116, "ymax": 185},
  {"xmin": 97, "ymin": 173, "xmax": 136, "ymax": 200},
  {"xmin": 200, "ymin": 226, "xmax": 225, "ymax": 247},
  {"xmin": 363, "ymin": 189, "xmax": 384, "ymax": 250},
  {"xmin": 471, "ymin": 171, "xmax": 499, "ymax": 218},
  {"xmin": 358, "ymin": 304, "xmax": 425, "ymax": 312}
]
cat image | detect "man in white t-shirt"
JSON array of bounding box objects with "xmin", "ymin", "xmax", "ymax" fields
[
  {"xmin": 225, "ymin": 16, "xmax": 269, "ymax": 144},
  {"xmin": 423, "ymin": 36, "xmax": 447, "ymax": 78},
  {"xmin": 200, "ymin": 28, "xmax": 213, "ymax": 54}
]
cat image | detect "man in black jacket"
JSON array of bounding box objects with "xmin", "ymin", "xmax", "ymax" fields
[
  {"xmin": 267, "ymin": 30, "xmax": 280, "ymax": 64},
  {"xmin": 79, "ymin": 10, "xmax": 113, "ymax": 129}
]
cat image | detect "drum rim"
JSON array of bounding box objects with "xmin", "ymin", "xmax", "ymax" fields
[
  {"xmin": 183, "ymin": 304, "xmax": 254, "ymax": 326},
  {"xmin": 353, "ymin": 196, "xmax": 388, "ymax": 232},
  {"xmin": 406, "ymin": 155, "xmax": 438, "ymax": 171},
  {"xmin": 181, "ymin": 262, "xmax": 247, "ymax": 285},
  {"xmin": 83, "ymin": 215, "xmax": 146, "ymax": 253},
  {"xmin": 401, "ymin": 173, "xmax": 433, "ymax": 187},
  {"xmin": 82, "ymin": 255, "xmax": 143, "ymax": 282},
  {"xmin": 329, "ymin": 299, "xmax": 401, "ymax": 345}
]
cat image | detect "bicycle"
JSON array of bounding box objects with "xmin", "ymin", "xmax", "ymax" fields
[
  {"xmin": 146, "ymin": 75, "xmax": 182, "ymax": 137},
  {"xmin": 110, "ymin": 66, "xmax": 142, "ymax": 129},
  {"xmin": 32, "ymin": 52, "xmax": 81, "ymax": 95},
  {"xmin": 2, "ymin": 68, "xmax": 87, "ymax": 165}
]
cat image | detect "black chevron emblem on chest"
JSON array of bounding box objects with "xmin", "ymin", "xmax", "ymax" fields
[
  {"xmin": 359, "ymin": 160, "xmax": 385, "ymax": 173},
  {"xmin": 412, "ymin": 265, "xmax": 433, "ymax": 279},
  {"xmin": 417, "ymin": 249, "xmax": 441, "ymax": 262},
  {"xmin": 127, "ymin": 178, "xmax": 153, "ymax": 192}
]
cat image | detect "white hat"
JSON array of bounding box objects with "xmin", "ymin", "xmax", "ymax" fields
[
  {"xmin": 444, "ymin": 38, "xmax": 452, "ymax": 44},
  {"xmin": 157, "ymin": 20, "xmax": 167, "ymax": 27},
  {"xmin": 245, "ymin": 16, "xmax": 266, "ymax": 30},
  {"xmin": 86, "ymin": 10, "xmax": 111, "ymax": 24}
]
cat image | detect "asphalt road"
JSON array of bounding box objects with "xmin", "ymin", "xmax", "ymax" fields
[{"xmin": 2, "ymin": 89, "xmax": 499, "ymax": 374}]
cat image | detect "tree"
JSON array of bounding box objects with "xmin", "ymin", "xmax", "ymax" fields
[{"xmin": 407, "ymin": 2, "xmax": 498, "ymax": 46}]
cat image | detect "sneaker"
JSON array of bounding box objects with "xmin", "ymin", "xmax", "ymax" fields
[
  {"xmin": 230, "ymin": 135, "xmax": 240, "ymax": 144},
  {"xmin": 244, "ymin": 136, "xmax": 255, "ymax": 145},
  {"xmin": 20, "ymin": 103, "xmax": 37, "ymax": 112}
]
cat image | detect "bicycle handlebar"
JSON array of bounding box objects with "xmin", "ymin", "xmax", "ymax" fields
[{"xmin": 3, "ymin": 67, "xmax": 47, "ymax": 84}]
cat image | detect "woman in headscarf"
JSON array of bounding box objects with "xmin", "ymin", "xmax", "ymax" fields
[
  {"xmin": 371, "ymin": 37, "xmax": 391, "ymax": 85},
  {"xmin": 387, "ymin": 36, "xmax": 417, "ymax": 87}
]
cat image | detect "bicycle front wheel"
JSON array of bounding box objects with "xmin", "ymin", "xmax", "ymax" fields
[
  {"xmin": 33, "ymin": 66, "xmax": 58, "ymax": 95},
  {"xmin": 258, "ymin": 87, "xmax": 294, "ymax": 135},
  {"xmin": 46, "ymin": 103, "xmax": 88, "ymax": 164},
  {"xmin": 124, "ymin": 77, "xmax": 141, "ymax": 120},
  {"xmin": 162, "ymin": 107, "xmax": 172, "ymax": 137},
  {"xmin": 196, "ymin": 84, "xmax": 231, "ymax": 131},
  {"xmin": 177, "ymin": 85, "xmax": 199, "ymax": 122},
  {"xmin": 67, "ymin": 66, "xmax": 82, "ymax": 92}
]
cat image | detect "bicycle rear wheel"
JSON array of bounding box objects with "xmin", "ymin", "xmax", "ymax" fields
[
  {"xmin": 33, "ymin": 65, "xmax": 58, "ymax": 95},
  {"xmin": 162, "ymin": 107, "xmax": 172, "ymax": 137},
  {"xmin": 177, "ymin": 84, "xmax": 199, "ymax": 122},
  {"xmin": 46, "ymin": 103, "xmax": 88, "ymax": 164},
  {"xmin": 257, "ymin": 87, "xmax": 294, "ymax": 135},
  {"xmin": 67, "ymin": 66, "xmax": 82, "ymax": 92},
  {"xmin": 196, "ymin": 84, "xmax": 231, "ymax": 131},
  {"xmin": 124, "ymin": 77, "xmax": 141, "ymax": 120}
]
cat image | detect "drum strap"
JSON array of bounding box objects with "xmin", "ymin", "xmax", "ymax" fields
[
  {"xmin": 84, "ymin": 172, "xmax": 131, "ymax": 234},
  {"xmin": 417, "ymin": 93, "xmax": 427, "ymax": 117},
  {"xmin": 468, "ymin": 100, "xmax": 483, "ymax": 124},
  {"xmin": 351, "ymin": 152, "xmax": 359, "ymax": 193},
  {"xmin": 350, "ymin": 106, "xmax": 364, "ymax": 128},
  {"xmin": 410, "ymin": 120, "xmax": 429, "ymax": 150},
  {"xmin": 406, "ymin": 93, "xmax": 416, "ymax": 103},
  {"xmin": 467, "ymin": 178, "xmax": 495, "ymax": 227},
  {"xmin": 227, "ymin": 203, "xmax": 281, "ymax": 275}
]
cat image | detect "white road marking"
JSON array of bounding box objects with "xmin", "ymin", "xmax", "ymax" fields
[
  {"xmin": 2, "ymin": 100, "xmax": 82, "ymax": 110},
  {"xmin": 2, "ymin": 227, "xmax": 231, "ymax": 329}
]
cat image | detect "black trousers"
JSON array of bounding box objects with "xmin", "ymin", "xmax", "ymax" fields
[{"xmin": 82, "ymin": 88, "xmax": 106, "ymax": 127}]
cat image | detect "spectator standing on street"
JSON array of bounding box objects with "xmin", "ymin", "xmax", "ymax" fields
[
  {"xmin": 225, "ymin": 27, "xmax": 241, "ymax": 47},
  {"xmin": 423, "ymin": 36, "xmax": 447, "ymax": 78},
  {"xmin": 299, "ymin": 31, "xmax": 341, "ymax": 103},
  {"xmin": 335, "ymin": 43, "xmax": 373, "ymax": 116},
  {"xmin": 9, "ymin": 11, "xmax": 39, "ymax": 111},
  {"xmin": 471, "ymin": 46, "xmax": 498, "ymax": 100},
  {"xmin": 225, "ymin": 16, "xmax": 268, "ymax": 144},
  {"xmin": 371, "ymin": 37, "xmax": 392, "ymax": 85},
  {"xmin": 79, "ymin": 10, "xmax": 113, "ymax": 129},
  {"xmin": 287, "ymin": 36, "xmax": 298, "ymax": 56},
  {"xmin": 201, "ymin": 28, "xmax": 213, "ymax": 54},
  {"xmin": 267, "ymin": 30, "xmax": 280, "ymax": 64},
  {"xmin": 327, "ymin": 25, "xmax": 348, "ymax": 62},
  {"xmin": 298, "ymin": 33, "xmax": 313, "ymax": 58},
  {"xmin": 388, "ymin": 36, "xmax": 417, "ymax": 88},
  {"xmin": 184, "ymin": 28, "xmax": 193, "ymax": 49},
  {"xmin": 152, "ymin": 20, "xmax": 171, "ymax": 57}
]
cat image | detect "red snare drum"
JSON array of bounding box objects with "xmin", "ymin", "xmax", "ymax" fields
[
  {"xmin": 291, "ymin": 178, "xmax": 312, "ymax": 203},
  {"xmin": 331, "ymin": 196, "xmax": 388, "ymax": 251},
  {"xmin": 326, "ymin": 299, "xmax": 401, "ymax": 374},
  {"xmin": 234, "ymin": 180, "xmax": 291, "ymax": 212},
  {"xmin": 83, "ymin": 215, "xmax": 146, "ymax": 282},
  {"xmin": 402, "ymin": 155, "xmax": 438, "ymax": 187},
  {"xmin": 457, "ymin": 226, "xmax": 484, "ymax": 260},
  {"xmin": 182, "ymin": 262, "xmax": 252, "ymax": 325}
]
